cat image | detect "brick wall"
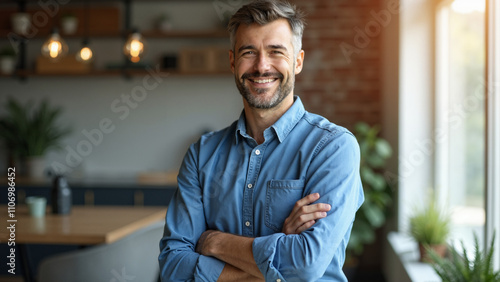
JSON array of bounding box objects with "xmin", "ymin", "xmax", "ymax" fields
[{"xmin": 291, "ymin": 0, "xmax": 382, "ymax": 130}]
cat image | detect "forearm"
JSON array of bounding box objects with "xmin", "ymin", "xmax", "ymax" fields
[
  {"xmin": 218, "ymin": 264, "xmax": 264, "ymax": 282},
  {"xmin": 197, "ymin": 231, "xmax": 264, "ymax": 280}
]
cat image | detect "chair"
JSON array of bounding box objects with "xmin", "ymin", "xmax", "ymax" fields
[{"xmin": 37, "ymin": 221, "xmax": 164, "ymax": 282}]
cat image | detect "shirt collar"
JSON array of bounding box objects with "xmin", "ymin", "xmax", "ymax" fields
[{"xmin": 235, "ymin": 96, "xmax": 306, "ymax": 144}]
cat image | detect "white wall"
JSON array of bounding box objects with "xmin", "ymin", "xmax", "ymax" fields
[
  {"xmin": 383, "ymin": 0, "xmax": 437, "ymax": 280},
  {"xmin": 0, "ymin": 75, "xmax": 242, "ymax": 177},
  {"xmin": 397, "ymin": 0, "xmax": 436, "ymax": 231}
]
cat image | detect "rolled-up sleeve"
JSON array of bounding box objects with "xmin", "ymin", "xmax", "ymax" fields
[
  {"xmin": 252, "ymin": 132, "xmax": 364, "ymax": 281},
  {"xmin": 158, "ymin": 142, "xmax": 225, "ymax": 281}
]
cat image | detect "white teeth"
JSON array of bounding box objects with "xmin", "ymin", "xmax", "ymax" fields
[{"xmin": 253, "ymin": 79, "xmax": 275, "ymax": 83}]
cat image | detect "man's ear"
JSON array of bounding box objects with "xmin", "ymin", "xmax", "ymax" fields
[
  {"xmin": 295, "ymin": 49, "xmax": 305, "ymax": 75},
  {"xmin": 229, "ymin": 50, "xmax": 235, "ymax": 73}
]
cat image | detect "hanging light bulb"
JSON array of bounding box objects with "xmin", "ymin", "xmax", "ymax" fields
[
  {"xmin": 76, "ymin": 39, "xmax": 93, "ymax": 63},
  {"xmin": 123, "ymin": 30, "xmax": 146, "ymax": 63},
  {"xmin": 41, "ymin": 28, "xmax": 68, "ymax": 60},
  {"xmin": 76, "ymin": 0, "xmax": 93, "ymax": 64}
]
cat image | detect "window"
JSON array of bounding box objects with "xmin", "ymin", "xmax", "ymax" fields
[
  {"xmin": 397, "ymin": 0, "xmax": 499, "ymax": 273},
  {"xmin": 435, "ymin": 0, "xmax": 500, "ymax": 268},
  {"xmin": 435, "ymin": 0, "xmax": 486, "ymax": 250}
]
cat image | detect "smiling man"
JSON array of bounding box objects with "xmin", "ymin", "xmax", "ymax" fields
[{"xmin": 158, "ymin": 1, "xmax": 364, "ymax": 281}]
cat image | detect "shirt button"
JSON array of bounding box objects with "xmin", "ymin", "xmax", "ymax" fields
[
  {"xmin": 276, "ymin": 279, "xmax": 281, "ymax": 282},
  {"xmin": 245, "ymin": 221, "xmax": 251, "ymax": 227},
  {"xmin": 247, "ymin": 183, "xmax": 253, "ymax": 189},
  {"xmin": 255, "ymin": 149, "xmax": 261, "ymax": 155}
]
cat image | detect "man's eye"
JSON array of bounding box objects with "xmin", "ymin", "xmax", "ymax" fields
[
  {"xmin": 271, "ymin": 50, "xmax": 283, "ymax": 55},
  {"xmin": 242, "ymin": 51, "xmax": 255, "ymax": 56}
]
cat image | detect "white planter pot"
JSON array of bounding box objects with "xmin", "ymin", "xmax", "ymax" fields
[
  {"xmin": 0, "ymin": 57, "xmax": 16, "ymax": 74},
  {"xmin": 11, "ymin": 13, "xmax": 31, "ymax": 36},
  {"xmin": 61, "ymin": 17, "xmax": 78, "ymax": 34},
  {"xmin": 158, "ymin": 20, "xmax": 173, "ymax": 32},
  {"xmin": 26, "ymin": 156, "xmax": 46, "ymax": 179}
]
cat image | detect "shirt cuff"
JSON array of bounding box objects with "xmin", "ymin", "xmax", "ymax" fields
[
  {"xmin": 193, "ymin": 255, "xmax": 225, "ymax": 281},
  {"xmin": 252, "ymin": 233, "xmax": 286, "ymax": 281}
]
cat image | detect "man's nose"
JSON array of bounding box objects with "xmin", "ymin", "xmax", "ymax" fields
[{"xmin": 254, "ymin": 53, "xmax": 271, "ymax": 74}]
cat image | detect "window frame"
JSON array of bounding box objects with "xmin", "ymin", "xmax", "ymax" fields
[
  {"xmin": 485, "ymin": 0, "xmax": 500, "ymax": 271},
  {"xmin": 399, "ymin": 0, "xmax": 499, "ymax": 270}
]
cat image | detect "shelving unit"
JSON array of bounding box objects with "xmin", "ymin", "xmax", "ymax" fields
[{"xmin": 0, "ymin": 0, "xmax": 231, "ymax": 78}]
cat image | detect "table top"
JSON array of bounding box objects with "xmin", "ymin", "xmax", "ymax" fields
[
  {"xmin": 0, "ymin": 205, "xmax": 167, "ymax": 245},
  {"xmin": 0, "ymin": 171, "xmax": 178, "ymax": 188}
]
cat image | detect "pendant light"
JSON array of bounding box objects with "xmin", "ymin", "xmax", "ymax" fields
[
  {"xmin": 76, "ymin": 0, "xmax": 93, "ymax": 63},
  {"xmin": 123, "ymin": 29, "xmax": 146, "ymax": 63},
  {"xmin": 41, "ymin": 28, "xmax": 68, "ymax": 60},
  {"xmin": 76, "ymin": 39, "xmax": 93, "ymax": 62}
]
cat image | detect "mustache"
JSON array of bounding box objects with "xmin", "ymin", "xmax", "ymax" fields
[{"xmin": 241, "ymin": 72, "xmax": 284, "ymax": 80}]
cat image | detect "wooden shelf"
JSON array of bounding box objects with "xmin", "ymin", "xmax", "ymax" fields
[
  {"xmin": 0, "ymin": 29, "xmax": 228, "ymax": 39},
  {"xmin": 0, "ymin": 68, "xmax": 231, "ymax": 78},
  {"xmin": 143, "ymin": 29, "xmax": 228, "ymax": 39},
  {"xmin": 0, "ymin": 0, "xmax": 228, "ymax": 80},
  {"xmin": 0, "ymin": 30, "xmax": 123, "ymax": 39}
]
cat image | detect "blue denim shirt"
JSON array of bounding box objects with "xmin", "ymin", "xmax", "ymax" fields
[{"xmin": 159, "ymin": 97, "xmax": 364, "ymax": 281}]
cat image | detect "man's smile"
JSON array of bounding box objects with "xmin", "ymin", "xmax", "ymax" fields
[
  {"xmin": 249, "ymin": 78, "xmax": 277, "ymax": 83},
  {"xmin": 242, "ymin": 72, "xmax": 283, "ymax": 89},
  {"xmin": 247, "ymin": 77, "xmax": 279, "ymax": 88}
]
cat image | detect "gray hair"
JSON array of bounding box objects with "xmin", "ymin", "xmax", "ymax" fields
[{"xmin": 228, "ymin": 0, "xmax": 306, "ymax": 57}]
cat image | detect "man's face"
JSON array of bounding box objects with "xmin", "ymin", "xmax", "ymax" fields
[{"xmin": 230, "ymin": 19, "xmax": 304, "ymax": 109}]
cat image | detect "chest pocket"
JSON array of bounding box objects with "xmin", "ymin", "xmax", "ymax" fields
[{"xmin": 265, "ymin": 179, "xmax": 305, "ymax": 232}]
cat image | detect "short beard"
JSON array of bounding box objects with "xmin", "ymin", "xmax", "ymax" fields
[{"xmin": 235, "ymin": 71, "xmax": 294, "ymax": 109}]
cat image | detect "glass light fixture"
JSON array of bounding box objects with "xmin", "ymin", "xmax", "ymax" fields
[
  {"xmin": 41, "ymin": 28, "xmax": 68, "ymax": 60},
  {"xmin": 76, "ymin": 39, "xmax": 93, "ymax": 63},
  {"xmin": 123, "ymin": 30, "xmax": 146, "ymax": 63},
  {"xmin": 76, "ymin": 0, "xmax": 93, "ymax": 64}
]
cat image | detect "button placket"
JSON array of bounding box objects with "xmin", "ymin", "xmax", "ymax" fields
[{"xmin": 242, "ymin": 145, "xmax": 266, "ymax": 236}]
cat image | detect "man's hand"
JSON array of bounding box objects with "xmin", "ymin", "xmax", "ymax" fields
[
  {"xmin": 282, "ymin": 193, "xmax": 331, "ymax": 234},
  {"xmin": 196, "ymin": 230, "xmax": 219, "ymax": 256},
  {"xmin": 195, "ymin": 230, "xmax": 264, "ymax": 280}
]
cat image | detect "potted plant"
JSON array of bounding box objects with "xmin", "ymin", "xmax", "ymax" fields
[
  {"xmin": 0, "ymin": 46, "xmax": 17, "ymax": 75},
  {"xmin": 11, "ymin": 12, "xmax": 31, "ymax": 35},
  {"xmin": 346, "ymin": 123, "xmax": 393, "ymax": 265},
  {"xmin": 409, "ymin": 199, "xmax": 451, "ymax": 262},
  {"xmin": 60, "ymin": 12, "xmax": 78, "ymax": 35},
  {"xmin": 429, "ymin": 232, "xmax": 500, "ymax": 281},
  {"xmin": 0, "ymin": 98, "xmax": 72, "ymax": 178},
  {"xmin": 155, "ymin": 14, "xmax": 173, "ymax": 32}
]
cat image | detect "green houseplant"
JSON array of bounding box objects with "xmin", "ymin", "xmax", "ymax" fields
[
  {"xmin": 348, "ymin": 122, "xmax": 393, "ymax": 257},
  {"xmin": 0, "ymin": 98, "xmax": 72, "ymax": 177},
  {"xmin": 429, "ymin": 232, "xmax": 500, "ymax": 282},
  {"xmin": 409, "ymin": 199, "xmax": 451, "ymax": 261}
]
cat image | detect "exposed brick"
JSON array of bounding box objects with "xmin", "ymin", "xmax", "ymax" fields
[{"xmin": 292, "ymin": 0, "xmax": 383, "ymax": 130}]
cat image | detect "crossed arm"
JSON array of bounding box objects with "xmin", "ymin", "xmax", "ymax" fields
[{"xmin": 195, "ymin": 193, "xmax": 332, "ymax": 281}]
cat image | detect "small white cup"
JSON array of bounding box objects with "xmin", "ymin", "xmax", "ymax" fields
[
  {"xmin": 26, "ymin": 197, "xmax": 47, "ymax": 218},
  {"xmin": 0, "ymin": 57, "xmax": 16, "ymax": 75}
]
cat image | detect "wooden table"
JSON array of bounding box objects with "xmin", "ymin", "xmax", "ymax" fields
[
  {"xmin": 0, "ymin": 205, "xmax": 167, "ymax": 245},
  {"xmin": 0, "ymin": 205, "xmax": 167, "ymax": 282}
]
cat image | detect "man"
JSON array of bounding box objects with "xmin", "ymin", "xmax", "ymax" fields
[{"xmin": 158, "ymin": 0, "xmax": 364, "ymax": 281}]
